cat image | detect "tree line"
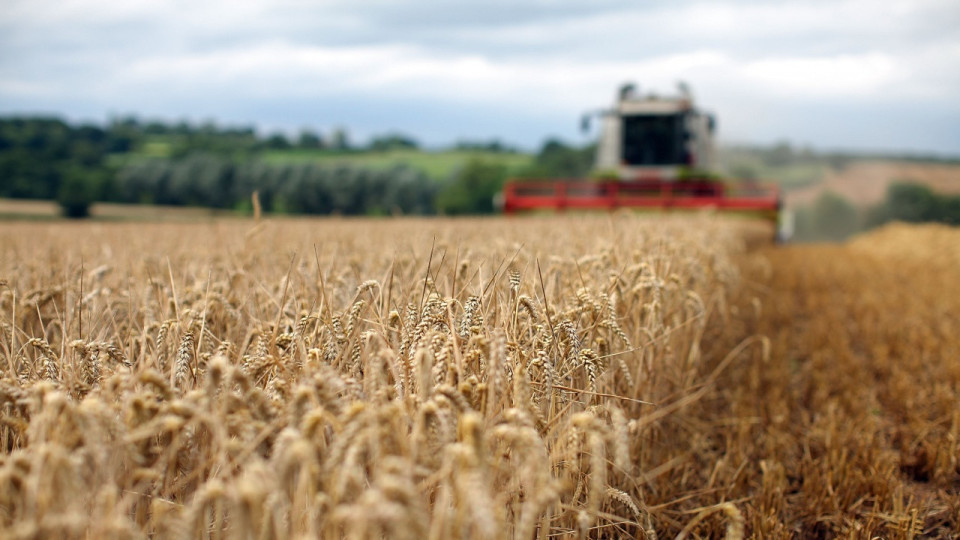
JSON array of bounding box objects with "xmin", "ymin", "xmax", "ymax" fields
[
  {"xmin": 115, "ymin": 156, "xmax": 437, "ymax": 216},
  {"xmin": 12, "ymin": 115, "xmax": 955, "ymax": 230},
  {"xmin": 0, "ymin": 116, "xmax": 591, "ymax": 217}
]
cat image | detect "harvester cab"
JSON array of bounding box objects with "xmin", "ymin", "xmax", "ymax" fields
[
  {"xmin": 503, "ymin": 82, "xmax": 785, "ymax": 239},
  {"xmin": 590, "ymin": 82, "xmax": 716, "ymax": 180}
]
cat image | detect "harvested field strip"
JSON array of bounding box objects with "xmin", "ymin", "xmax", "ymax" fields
[{"xmin": 725, "ymin": 224, "xmax": 960, "ymax": 537}]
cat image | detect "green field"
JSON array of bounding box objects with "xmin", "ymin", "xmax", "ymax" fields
[
  {"xmin": 260, "ymin": 148, "xmax": 534, "ymax": 180},
  {"xmin": 107, "ymin": 141, "xmax": 536, "ymax": 182}
]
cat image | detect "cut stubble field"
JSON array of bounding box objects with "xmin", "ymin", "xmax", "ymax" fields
[{"xmin": 0, "ymin": 215, "xmax": 957, "ymax": 539}]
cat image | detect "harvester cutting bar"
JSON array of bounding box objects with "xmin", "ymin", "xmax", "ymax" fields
[{"xmin": 502, "ymin": 179, "xmax": 780, "ymax": 214}]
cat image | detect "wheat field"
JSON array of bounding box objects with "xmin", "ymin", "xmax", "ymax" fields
[{"xmin": 0, "ymin": 215, "xmax": 957, "ymax": 538}]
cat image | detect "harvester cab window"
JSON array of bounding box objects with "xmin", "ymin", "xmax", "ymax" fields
[{"xmin": 621, "ymin": 113, "xmax": 686, "ymax": 166}]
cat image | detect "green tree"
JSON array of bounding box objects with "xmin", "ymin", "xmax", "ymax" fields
[
  {"xmin": 939, "ymin": 195, "xmax": 960, "ymax": 225},
  {"xmin": 515, "ymin": 139, "xmax": 594, "ymax": 179},
  {"xmin": 368, "ymin": 133, "xmax": 419, "ymax": 152},
  {"xmin": 58, "ymin": 169, "xmax": 95, "ymax": 218},
  {"xmin": 454, "ymin": 139, "xmax": 516, "ymax": 153},
  {"xmin": 436, "ymin": 159, "xmax": 507, "ymax": 214},
  {"xmin": 328, "ymin": 128, "xmax": 351, "ymax": 151},
  {"xmin": 265, "ymin": 133, "xmax": 292, "ymax": 150},
  {"xmin": 795, "ymin": 191, "xmax": 860, "ymax": 241},
  {"xmin": 883, "ymin": 182, "xmax": 939, "ymax": 222},
  {"xmin": 298, "ymin": 130, "xmax": 323, "ymax": 150},
  {"xmin": 867, "ymin": 182, "xmax": 960, "ymax": 227}
]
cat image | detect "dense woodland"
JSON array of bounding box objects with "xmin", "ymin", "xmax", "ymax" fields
[{"xmin": 1, "ymin": 116, "xmax": 957, "ymax": 235}]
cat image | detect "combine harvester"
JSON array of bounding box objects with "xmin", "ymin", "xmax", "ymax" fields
[{"xmin": 503, "ymin": 83, "xmax": 787, "ymax": 239}]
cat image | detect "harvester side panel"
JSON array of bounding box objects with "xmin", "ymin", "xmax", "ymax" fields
[{"xmin": 503, "ymin": 179, "xmax": 780, "ymax": 216}]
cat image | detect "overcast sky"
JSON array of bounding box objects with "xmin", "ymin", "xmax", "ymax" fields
[{"xmin": 2, "ymin": 0, "xmax": 959, "ymax": 154}]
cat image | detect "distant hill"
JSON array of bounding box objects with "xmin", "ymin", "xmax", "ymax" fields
[{"xmin": 785, "ymin": 160, "xmax": 960, "ymax": 208}]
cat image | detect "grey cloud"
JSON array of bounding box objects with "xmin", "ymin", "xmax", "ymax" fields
[{"xmin": 1, "ymin": 0, "xmax": 958, "ymax": 153}]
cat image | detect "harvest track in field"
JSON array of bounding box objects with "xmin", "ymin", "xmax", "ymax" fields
[
  {"xmin": 730, "ymin": 224, "xmax": 959, "ymax": 537},
  {"xmin": 0, "ymin": 216, "xmax": 956, "ymax": 538}
]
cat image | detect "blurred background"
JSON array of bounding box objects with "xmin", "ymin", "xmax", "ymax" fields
[{"xmin": 1, "ymin": 0, "xmax": 958, "ymax": 238}]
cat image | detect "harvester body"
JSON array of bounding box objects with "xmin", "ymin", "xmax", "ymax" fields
[
  {"xmin": 503, "ymin": 84, "xmax": 782, "ymax": 228},
  {"xmin": 594, "ymin": 84, "xmax": 716, "ymax": 180}
]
